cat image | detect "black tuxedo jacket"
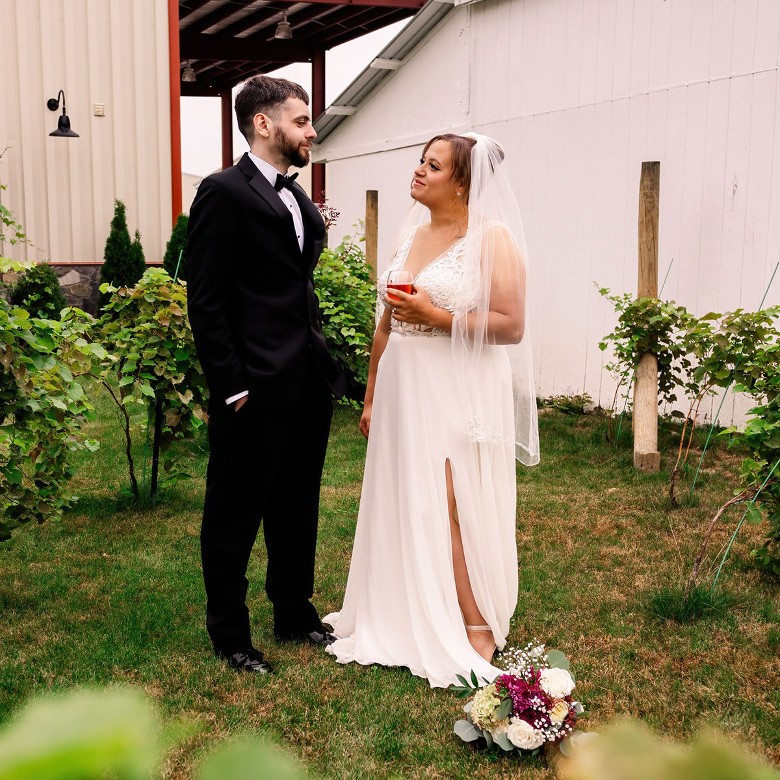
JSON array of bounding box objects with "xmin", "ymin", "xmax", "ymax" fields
[{"xmin": 187, "ymin": 153, "xmax": 346, "ymax": 407}]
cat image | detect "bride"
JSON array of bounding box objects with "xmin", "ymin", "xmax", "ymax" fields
[{"xmin": 325, "ymin": 132, "xmax": 539, "ymax": 688}]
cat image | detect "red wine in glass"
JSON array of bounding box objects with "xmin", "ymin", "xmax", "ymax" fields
[{"xmin": 387, "ymin": 270, "xmax": 414, "ymax": 302}]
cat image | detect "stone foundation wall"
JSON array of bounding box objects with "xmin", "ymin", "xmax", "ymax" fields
[
  {"xmin": 2, "ymin": 263, "xmax": 162, "ymax": 315},
  {"xmin": 55, "ymin": 264, "xmax": 103, "ymax": 315}
]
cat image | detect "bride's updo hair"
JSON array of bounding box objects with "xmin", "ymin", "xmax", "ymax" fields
[{"xmin": 422, "ymin": 133, "xmax": 477, "ymax": 197}]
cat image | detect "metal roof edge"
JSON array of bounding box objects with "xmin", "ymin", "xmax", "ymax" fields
[
  {"xmin": 312, "ymin": 0, "xmax": 455, "ymax": 146},
  {"xmin": 311, "ymin": 125, "xmax": 472, "ymax": 163}
]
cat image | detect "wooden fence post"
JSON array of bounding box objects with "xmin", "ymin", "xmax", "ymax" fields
[
  {"xmin": 634, "ymin": 161, "xmax": 661, "ymax": 472},
  {"xmin": 365, "ymin": 190, "xmax": 378, "ymax": 280}
]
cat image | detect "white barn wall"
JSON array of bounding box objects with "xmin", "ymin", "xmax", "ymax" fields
[
  {"xmin": 468, "ymin": 0, "xmax": 780, "ymax": 419},
  {"xmin": 181, "ymin": 173, "xmax": 201, "ymax": 216},
  {"xmin": 325, "ymin": 147, "xmax": 423, "ymax": 263},
  {"xmin": 0, "ymin": 0, "xmax": 172, "ymax": 264},
  {"xmin": 319, "ymin": 0, "xmax": 780, "ymax": 424},
  {"xmin": 318, "ymin": 10, "xmax": 471, "ymax": 266}
]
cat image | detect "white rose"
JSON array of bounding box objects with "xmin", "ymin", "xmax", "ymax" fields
[
  {"xmin": 506, "ymin": 717, "xmax": 545, "ymax": 750},
  {"xmin": 539, "ymin": 667, "xmax": 575, "ymax": 698}
]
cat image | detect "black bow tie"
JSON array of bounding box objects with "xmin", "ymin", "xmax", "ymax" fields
[{"xmin": 274, "ymin": 172, "xmax": 299, "ymax": 192}]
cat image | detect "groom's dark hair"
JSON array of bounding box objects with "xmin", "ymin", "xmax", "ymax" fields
[{"xmin": 235, "ymin": 75, "xmax": 310, "ymax": 143}]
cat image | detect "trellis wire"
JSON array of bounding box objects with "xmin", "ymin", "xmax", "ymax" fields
[
  {"xmin": 711, "ymin": 456, "xmax": 780, "ymax": 591},
  {"xmin": 140, "ymin": 401, "xmax": 153, "ymax": 501},
  {"xmin": 689, "ymin": 261, "xmax": 779, "ymax": 497},
  {"xmin": 659, "ymin": 257, "xmax": 674, "ymax": 297},
  {"xmin": 174, "ymin": 249, "xmax": 184, "ymax": 283}
]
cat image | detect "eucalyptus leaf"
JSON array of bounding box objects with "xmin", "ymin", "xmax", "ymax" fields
[
  {"xmin": 546, "ymin": 649, "xmax": 570, "ymax": 670},
  {"xmin": 454, "ymin": 720, "xmax": 481, "ymax": 743},
  {"xmin": 559, "ymin": 736, "xmax": 574, "ymax": 758},
  {"xmin": 493, "ymin": 731, "xmax": 514, "ymax": 751},
  {"xmin": 496, "ymin": 698, "xmax": 512, "ymax": 721}
]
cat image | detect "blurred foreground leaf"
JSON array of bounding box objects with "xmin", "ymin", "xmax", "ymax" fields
[
  {"xmin": 560, "ymin": 720, "xmax": 780, "ymax": 780},
  {"xmin": 198, "ymin": 738, "xmax": 308, "ymax": 780},
  {"xmin": 0, "ymin": 687, "xmax": 161, "ymax": 780}
]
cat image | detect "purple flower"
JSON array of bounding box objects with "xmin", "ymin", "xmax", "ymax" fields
[{"xmin": 496, "ymin": 674, "xmax": 554, "ymax": 730}]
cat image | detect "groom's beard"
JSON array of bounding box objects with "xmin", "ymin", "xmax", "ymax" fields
[{"xmin": 275, "ymin": 128, "xmax": 310, "ymax": 169}]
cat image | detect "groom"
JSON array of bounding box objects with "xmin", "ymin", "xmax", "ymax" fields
[{"xmin": 187, "ymin": 75, "xmax": 346, "ymax": 674}]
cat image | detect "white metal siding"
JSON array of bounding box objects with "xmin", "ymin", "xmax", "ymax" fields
[
  {"xmin": 470, "ymin": 0, "xmax": 780, "ymax": 420},
  {"xmin": 317, "ymin": 10, "xmax": 471, "ymax": 267},
  {"xmin": 0, "ymin": 0, "xmax": 172, "ymax": 264},
  {"xmin": 320, "ymin": 0, "xmax": 780, "ymax": 423}
]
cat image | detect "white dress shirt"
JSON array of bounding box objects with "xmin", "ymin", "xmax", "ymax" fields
[
  {"xmin": 248, "ymin": 151, "xmax": 304, "ymax": 252},
  {"xmin": 225, "ymin": 153, "xmax": 306, "ymax": 406}
]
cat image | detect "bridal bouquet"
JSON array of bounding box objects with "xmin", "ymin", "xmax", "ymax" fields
[{"xmin": 452, "ymin": 642, "xmax": 583, "ymax": 754}]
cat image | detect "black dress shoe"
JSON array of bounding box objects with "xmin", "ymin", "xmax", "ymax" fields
[
  {"xmin": 305, "ymin": 629, "xmax": 337, "ymax": 647},
  {"xmin": 215, "ymin": 646, "xmax": 274, "ymax": 674},
  {"xmin": 275, "ymin": 628, "xmax": 337, "ymax": 647}
]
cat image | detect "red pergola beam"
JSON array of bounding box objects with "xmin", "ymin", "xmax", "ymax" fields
[
  {"xmin": 179, "ymin": 0, "xmax": 212, "ymax": 21},
  {"xmin": 218, "ymin": 4, "xmax": 341, "ymax": 41},
  {"xmin": 295, "ymin": 0, "xmax": 424, "ymax": 6},
  {"xmin": 182, "ymin": 3, "xmax": 256, "ymax": 36},
  {"xmin": 180, "ymin": 32, "xmax": 316, "ymax": 62}
]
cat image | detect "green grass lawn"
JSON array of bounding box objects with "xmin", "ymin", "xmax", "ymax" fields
[{"xmin": 1, "ymin": 393, "xmax": 779, "ymax": 779}]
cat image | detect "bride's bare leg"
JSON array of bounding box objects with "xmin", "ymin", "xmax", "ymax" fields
[{"xmin": 446, "ymin": 460, "xmax": 496, "ymax": 662}]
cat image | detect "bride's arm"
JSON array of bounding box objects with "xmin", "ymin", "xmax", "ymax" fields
[
  {"xmin": 359, "ymin": 306, "xmax": 392, "ymax": 438},
  {"xmin": 478, "ymin": 225, "xmax": 526, "ymax": 345}
]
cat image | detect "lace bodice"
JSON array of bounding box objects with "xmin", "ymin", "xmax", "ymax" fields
[{"xmin": 376, "ymin": 228, "xmax": 480, "ymax": 337}]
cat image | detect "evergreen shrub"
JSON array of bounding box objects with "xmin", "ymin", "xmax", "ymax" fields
[
  {"xmin": 99, "ymin": 200, "xmax": 145, "ymax": 306},
  {"xmin": 9, "ymin": 262, "xmax": 67, "ymax": 319},
  {"xmin": 162, "ymin": 213, "xmax": 188, "ymax": 281}
]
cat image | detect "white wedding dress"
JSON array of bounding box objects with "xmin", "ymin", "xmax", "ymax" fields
[{"xmin": 325, "ymin": 229, "xmax": 519, "ymax": 689}]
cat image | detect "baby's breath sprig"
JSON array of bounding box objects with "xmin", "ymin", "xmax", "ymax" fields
[{"xmin": 495, "ymin": 640, "xmax": 548, "ymax": 679}]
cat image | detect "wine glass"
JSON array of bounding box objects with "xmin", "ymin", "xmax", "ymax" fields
[{"xmin": 386, "ymin": 269, "xmax": 414, "ymax": 303}]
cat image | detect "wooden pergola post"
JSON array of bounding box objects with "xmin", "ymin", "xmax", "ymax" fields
[
  {"xmin": 634, "ymin": 161, "xmax": 661, "ymax": 472},
  {"xmin": 365, "ymin": 190, "xmax": 378, "ymax": 280},
  {"xmin": 220, "ymin": 91, "xmax": 233, "ymax": 170},
  {"xmin": 311, "ymin": 49, "xmax": 326, "ymax": 201},
  {"xmin": 168, "ymin": 0, "xmax": 182, "ymax": 223}
]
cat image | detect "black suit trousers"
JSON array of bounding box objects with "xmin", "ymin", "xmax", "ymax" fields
[{"xmin": 200, "ymin": 368, "xmax": 333, "ymax": 652}]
